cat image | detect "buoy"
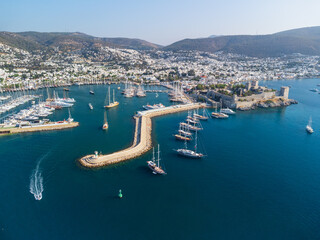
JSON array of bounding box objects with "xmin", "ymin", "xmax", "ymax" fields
[{"xmin": 118, "ymin": 189, "xmax": 123, "ymax": 198}]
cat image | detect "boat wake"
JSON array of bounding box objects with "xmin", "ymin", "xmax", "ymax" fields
[{"xmin": 29, "ymin": 152, "xmax": 50, "ymax": 201}]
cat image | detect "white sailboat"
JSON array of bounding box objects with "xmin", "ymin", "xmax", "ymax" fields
[
  {"xmin": 306, "ymin": 117, "xmax": 314, "ymax": 134},
  {"xmin": 147, "ymin": 145, "xmax": 166, "ymax": 175},
  {"xmin": 175, "ymin": 129, "xmax": 204, "ymax": 158}
]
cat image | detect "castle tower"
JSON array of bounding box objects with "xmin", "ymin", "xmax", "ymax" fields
[
  {"xmin": 280, "ymin": 86, "xmax": 289, "ymax": 99},
  {"xmin": 252, "ymin": 80, "xmax": 259, "ymax": 89},
  {"xmin": 246, "ymin": 81, "xmax": 252, "ymax": 91}
]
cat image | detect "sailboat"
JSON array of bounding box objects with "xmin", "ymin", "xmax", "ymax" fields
[
  {"xmin": 306, "ymin": 117, "xmax": 314, "ymax": 134},
  {"xmin": 211, "ymin": 102, "xmax": 228, "ymax": 119},
  {"xmin": 104, "ymin": 87, "xmax": 119, "ymax": 108},
  {"xmin": 193, "ymin": 108, "xmax": 209, "ymax": 120},
  {"xmin": 175, "ymin": 129, "xmax": 204, "ymax": 158},
  {"xmin": 175, "ymin": 122, "xmax": 192, "ymax": 141},
  {"xmin": 147, "ymin": 145, "xmax": 167, "ymax": 175},
  {"xmin": 102, "ymin": 111, "xmax": 108, "ymax": 130}
]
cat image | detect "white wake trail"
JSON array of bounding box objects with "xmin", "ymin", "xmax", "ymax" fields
[{"xmin": 29, "ymin": 152, "xmax": 51, "ymax": 201}]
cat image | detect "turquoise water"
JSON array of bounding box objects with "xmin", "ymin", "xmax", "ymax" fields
[{"xmin": 1, "ymin": 79, "xmax": 320, "ymax": 239}]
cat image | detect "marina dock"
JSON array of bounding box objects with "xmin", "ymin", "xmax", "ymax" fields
[
  {"xmin": 0, "ymin": 121, "xmax": 79, "ymax": 135},
  {"xmin": 79, "ymin": 103, "xmax": 204, "ymax": 168}
]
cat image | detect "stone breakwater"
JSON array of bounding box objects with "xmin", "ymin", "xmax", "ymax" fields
[
  {"xmin": 79, "ymin": 103, "xmax": 204, "ymax": 168},
  {"xmin": 0, "ymin": 122, "xmax": 79, "ymax": 135}
]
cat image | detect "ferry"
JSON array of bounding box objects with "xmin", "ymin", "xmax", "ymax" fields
[{"xmin": 147, "ymin": 145, "xmax": 166, "ymax": 175}]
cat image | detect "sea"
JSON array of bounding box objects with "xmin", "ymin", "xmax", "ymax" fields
[{"xmin": 0, "ymin": 78, "xmax": 320, "ymax": 240}]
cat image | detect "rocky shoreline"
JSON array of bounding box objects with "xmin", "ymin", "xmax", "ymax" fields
[{"xmin": 237, "ymin": 98, "xmax": 298, "ymax": 111}]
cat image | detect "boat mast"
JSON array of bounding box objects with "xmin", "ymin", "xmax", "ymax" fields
[
  {"xmin": 152, "ymin": 147, "xmax": 155, "ymax": 163},
  {"xmin": 108, "ymin": 86, "xmax": 111, "ymax": 105},
  {"xmin": 194, "ymin": 129, "xmax": 198, "ymax": 153},
  {"xmin": 113, "ymin": 89, "xmax": 115, "ymax": 103},
  {"xmin": 157, "ymin": 144, "xmax": 160, "ymax": 167}
]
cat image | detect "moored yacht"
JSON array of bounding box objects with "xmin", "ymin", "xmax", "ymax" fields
[{"xmin": 220, "ymin": 107, "xmax": 235, "ymax": 115}]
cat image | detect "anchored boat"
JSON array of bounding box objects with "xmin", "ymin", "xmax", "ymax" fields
[
  {"xmin": 104, "ymin": 86, "xmax": 119, "ymax": 108},
  {"xmin": 175, "ymin": 129, "xmax": 204, "ymax": 158},
  {"xmin": 147, "ymin": 145, "xmax": 166, "ymax": 175}
]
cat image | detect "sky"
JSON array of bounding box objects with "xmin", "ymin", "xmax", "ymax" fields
[{"xmin": 1, "ymin": 0, "xmax": 320, "ymax": 45}]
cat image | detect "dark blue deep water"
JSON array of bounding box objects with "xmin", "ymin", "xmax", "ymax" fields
[{"xmin": 1, "ymin": 79, "xmax": 320, "ymax": 240}]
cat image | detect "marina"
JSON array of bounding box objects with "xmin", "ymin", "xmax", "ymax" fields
[
  {"xmin": 1, "ymin": 80, "xmax": 320, "ymax": 240},
  {"xmin": 79, "ymin": 103, "xmax": 204, "ymax": 168}
]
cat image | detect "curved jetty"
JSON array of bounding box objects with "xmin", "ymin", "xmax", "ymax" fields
[{"xmin": 79, "ymin": 103, "xmax": 204, "ymax": 168}]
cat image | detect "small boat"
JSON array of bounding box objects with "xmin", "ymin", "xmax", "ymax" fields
[
  {"xmin": 220, "ymin": 107, "xmax": 235, "ymax": 115},
  {"xmin": 63, "ymin": 88, "xmax": 70, "ymax": 91},
  {"xmin": 104, "ymin": 87, "xmax": 119, "ymax": 108},
  {"xmin": 88, "ymin": 103, "xmax": 93, "ymax": 110},
  {"xmin": 309, "ymin": 88, "xmax": 318, "ymax": 92},
  {"xmin": 118, "ymin": 189, "xmax": 123, "ymax": 198},
  {"xmin": 147, "ymin": 145, "xmax": 167, "ymax": 175},
  {"xmin": 306, "ymin": 117, "xmax": 314, "ymax": 134},
  {"xmin": 102, "ymin": 111, "xmax": 108, "ymax": 130},
  {"xmin": 89, "ymin": 90, "xmax": 95, "ymax": 95}
]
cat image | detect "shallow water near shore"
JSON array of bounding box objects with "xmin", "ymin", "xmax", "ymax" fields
[{"xmin": 1, "ymin": 79, "xmax": 320, "ymax": 239}]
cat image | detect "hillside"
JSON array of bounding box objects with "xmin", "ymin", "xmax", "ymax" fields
[
  {"xmin": 164, "ymin": 26, "xmax": 320, "ymax": 57},
  {"xmin": 0, "ymin": 31, "xmax": 160, "ymax": 52}
]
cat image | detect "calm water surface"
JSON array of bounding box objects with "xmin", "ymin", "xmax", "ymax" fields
[{"xmin": 0, "ymin": 79, "xmax": 320, "ymax": 240}]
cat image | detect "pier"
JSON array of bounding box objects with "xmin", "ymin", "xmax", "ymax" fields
[
  {"xmin": 79, "ymin": 103, "xmax": 204, "ymax": 168},
  {"xmin": 0, "ymin": 121, "xmax": 79, "ymax": 135}
]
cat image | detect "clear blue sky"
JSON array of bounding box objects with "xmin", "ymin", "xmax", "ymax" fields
[{"xmin": 1, "ymin": 0, "xmax": 320, "ymax": 45}]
